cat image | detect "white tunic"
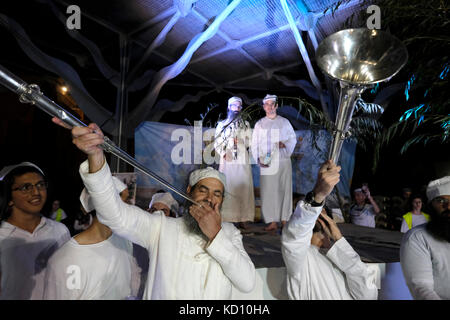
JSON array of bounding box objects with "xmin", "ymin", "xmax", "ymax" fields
[
  {"xmin": 0, "ymin": 217, "xmax": 70, "ymax": 299},
  {"xmin": 251, "ymin": 116, "xmax": 297, "ymax": 223},
  {"xmin": 281, "ymin": 201, "xmax": 379, "ymax": 300},
  {"xmin": 350, "ymin": 204, "xmax": 376, "ymax": 228},
  {"xmin": 44, "ymin": 233, "xmax": 140, "ymax": 300},
  {"xmin": 78, "ymin": 160, "xmax": 255, "ymax": 300},
  {"xmin": 400, "ymin": 224, "xmax": 450, "ymax": 299},
  {"xmin": 214, "ymin": 119, "xmax": 255, "ymax": 222}
]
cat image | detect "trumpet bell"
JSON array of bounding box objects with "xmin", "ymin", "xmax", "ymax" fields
[{"xmin": 315, "ymin": 28, "xmax": 408, "ymax": 85}]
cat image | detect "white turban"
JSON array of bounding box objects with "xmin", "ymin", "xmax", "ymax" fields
[
  {"xmin": 0, "ymin": 162, "xmax": 44, "ymax": 181},
  {"xmin": 149, "ymin": 192, "xmax": 179, "ymax": 213},
  {"xmin": 189, "ymin": 167, "xmax": 226, "ymax": 190},
  {"xmin": 80, "ymin": 176, "xmax": 128, "ymax": 212},
  {"xmin": 262, "ymin": 94, "xmax": 277, "ymax": 103},
  {"xmin": 228, "ymin": 96, "xmax": 242, "ymax": 106},
  {"xmin": 426, "ymin": 176, "xmax": 450, "ymax": 201}
]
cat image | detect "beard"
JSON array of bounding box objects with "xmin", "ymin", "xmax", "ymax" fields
[
  {"xmin": 181, "ymin": 200, "xmax": 212, "ymax": 242},
  {"xmin": 226, "ymin": 109, "xmax": 240, "ymax": 120},
  {"xmin": 426, "ymin": 209, "xmax": 450, "ymax": 243}
]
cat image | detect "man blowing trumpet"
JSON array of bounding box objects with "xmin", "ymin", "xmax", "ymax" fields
[{"xmin": 52, "ymin": 118, "xmax": 255, "ymax": 300}]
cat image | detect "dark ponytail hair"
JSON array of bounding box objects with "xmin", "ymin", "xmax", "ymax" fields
[{"xmin": 0, "ymin": 166, "xmax": 46, "ymax": 223}]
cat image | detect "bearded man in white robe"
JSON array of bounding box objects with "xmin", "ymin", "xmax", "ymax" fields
[
  {"xmin": 251, "ymin": 94, "xmax": 297, "ymax": 231},
  {"xmin": 214, "ymin": 96, "xmax": 255, "ymax": 228},
  {"xmin": 52, "ymin": 117, "xmax": 256, "ymax": 300}
]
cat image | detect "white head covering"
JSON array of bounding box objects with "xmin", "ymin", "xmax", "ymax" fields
[
  {"xmin": 262, "ymin": 94, "xmax": 277, "ymax": 103},
  {"xmin": 80, "ymin": 176, "xmax": 128, "ymax": 212},
  {"xmin": 426, "ymin": 176, "xmax": 450, "ymax": 201},
  {"xmin": 189, "ymin": 167, "xmax": 226, "ymax": 189},
  {"xmin": 354, "ymin": 188, "xmax": 363, "ymax": 193},
  {"xmin": 0, "ymin": 162, "xmax": 44, "ymax": 181},
  {"xmin": 148, "ymin": 192, "xmax": 179, "ymax": 213},
  {"xmin": 228, "ymin": 96, "xmax": 242, "ymax": 106}
]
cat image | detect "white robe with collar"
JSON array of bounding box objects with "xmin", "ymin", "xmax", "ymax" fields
[
  {"xmin": 281, "ymin": 201, "xmax": 379, "ymax": 300},
  {"xmin": 0, "ymin": 217, "xmax": 70, "ymax": 299},
  {"xmin": 79, "ymin": 160, "xmax": 255, "ymax": 300},
  {"xmin": 251, "ymin": 115, "xmax": 297, "ymax": 223},
  {"xmin": 214, "ymin": 119, "xmax": 255, "ymax": 222}
]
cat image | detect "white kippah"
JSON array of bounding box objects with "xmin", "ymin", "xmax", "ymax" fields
[
  {"xmin": 189, "ymin": 166, "xmax": 226, "ymax": 190},
  {"xmin": 0, "ymin": 162, "xmax": 45, "ymax": 181},
  {"xmin": 262, "ymin": 94, "xmax": 277, "ymax": 103},
  {"xmin": 149, "ymin": 192, "xmax": 179, "ymax": 213},
  {"xmin": 354, "ymin": 188, "xmax": 363, "ymax": 193},
  {"xmin": 228, "ymin": 96, "xmax": 242, "ymax": 106},
  {"xmin": 80, "ymin": 176, "xmax": 128, "ymax": 212},
  {"xmin": 426, "ymin": 176, "xmax": 450, "ymax": 201}
]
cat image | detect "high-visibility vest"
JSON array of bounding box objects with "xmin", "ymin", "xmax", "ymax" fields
[
  {"xmin": 55, "ymin": 208, "xmax": 63, "ymax": 222},
  {"xmin": 402, "ymin": 211, "xmax": 430, "ymax": 230}
]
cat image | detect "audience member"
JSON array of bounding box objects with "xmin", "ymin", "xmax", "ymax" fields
[
  {"xmin": 349, "ymin": 185, "xmax": 381, "ymax": 228},
  {"xmin": 0, "ymin": 162, "xmax": 70, "ymax": 299},
  {"xmin": 49, "ymin": 199, "xmax": 67, "ymax": 222},
  {"xmin": 44, "ymin": 176, "xmax": 145, "ymax": 299},
  {"xmin": 147, "ymin": 192, "xmax": 179, "ymax": 218},
  {"xmin": 400, "ymin": 176, "xmax": 450, "ymax": 299},
  {"xmin": 400, "ymin": 194, "xmax": 429, "ymax": 233}
]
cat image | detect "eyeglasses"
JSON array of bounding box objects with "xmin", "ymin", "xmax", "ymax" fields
[
  {"xmin": 12, "ymin": 181, "xmax": 48, "ymax": 193},
  {"xmin": 433, "ymin": 197, "xmax": 450, "ymax": 205}
]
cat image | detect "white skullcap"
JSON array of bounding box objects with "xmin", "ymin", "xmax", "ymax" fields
[
  {"xmin": 189, "ymin": 167, "xmax": 226, "ymax": 189},
  {"xmin": 426, "ymin": 176, "xmax": 450, "ymax": 201},
  {"xmin": 263, "ymin": 94, "xmax": 277, "ymax": 103},
  {"xmin": 228, "ymin": 96, "xmax": 242, "ymax": 106},
  {"xmin": 0, "ymin": 162, "xmax": 44, "ymax": 181},
  {"xmin": 149, "ymin": 192, "xmax": 179, "ymax": 213},
  {"xmin": 80, "ymin": 176, "xmax": 128, "ymax": 212},
  {"xmin": 354, "ymin": 188, "xmax": 363, "ymax": 193}
]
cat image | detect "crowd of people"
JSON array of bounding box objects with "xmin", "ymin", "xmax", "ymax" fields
[{"xmin": 0, "ymin": 94, "xmax": 448, "ymax": 300}]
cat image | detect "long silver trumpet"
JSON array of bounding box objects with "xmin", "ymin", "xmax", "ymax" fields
[
  {"xmin": 0, "ymin": 64, "xmax": 201, "ymax": 206},
  {"xmin": 315, "ymin": 28, "xmax": 408, "ymax": 164}
]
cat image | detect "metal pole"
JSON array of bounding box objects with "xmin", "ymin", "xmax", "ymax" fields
[{"xmin": 113, "ymin": 34, "xmax": 129, "ymax": 173}]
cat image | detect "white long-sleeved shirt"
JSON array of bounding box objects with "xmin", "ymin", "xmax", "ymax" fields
[
  {"xmin": 79, "ymin": 160, "xmax": 255, "ymax": 300},
  {"xmin": 400, "ymin": 224, "xmax": 450, "ymax": 300},
  {"xmin": 281, "ymin": 201, "xmax": 379, "ymax": 300},
  {"xmin": 0, "ymin": 217, "xmax": 70, "ymax": 299}
]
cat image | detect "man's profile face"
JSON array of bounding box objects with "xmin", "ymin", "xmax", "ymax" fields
[
  {"xmin": 150, "ymin": 202, "xmax": 171, "ymax": 217},
  {"xmin": 263, "ymin": 100, "xmax": 277, "ymax": 117},
  {"xmin": 187, "ymin": 177, "xmax": 224, "ymax": 211}
]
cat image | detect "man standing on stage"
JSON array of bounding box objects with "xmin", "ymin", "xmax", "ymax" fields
[
  {"xmin": 214, "ymin": 96, "xmax": 255, "ymax": 229},
  {"xmin": 251, "ymin": 94, "xmax": 297, "ymax": 231}
]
